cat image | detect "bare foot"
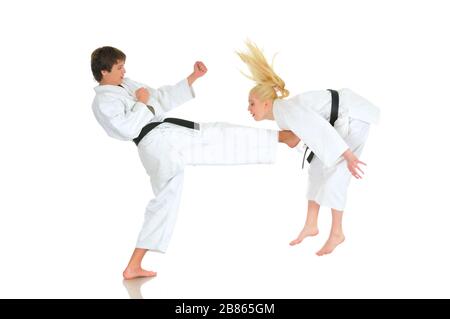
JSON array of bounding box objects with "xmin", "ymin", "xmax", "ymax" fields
[
  {"xmin": 289, "ymin": 226, "xmax": 319, "ymax": 246},
  {"xmin": 316, "ymin": 233, "xmax": 345, "ymax": 256},
  {"xmin": 123, "ymin": 267, "xmax": 157, "ymax": 280}
]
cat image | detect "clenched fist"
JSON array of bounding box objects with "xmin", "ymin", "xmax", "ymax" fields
[
  {"xmin": 187, "ymin": 61, "xmax": 208, "ymax": 86},
  {"xmin": 135, "ymin": 87, "xmax": 150, "ymax": 104},
  {"xmin": 193, "ymin": 61, "xmax": 207, "ymax": 78}
]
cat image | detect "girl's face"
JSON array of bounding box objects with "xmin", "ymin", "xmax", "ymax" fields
[{"xmin": 248, "ymin": 92, "xmax": 268, "ymax": 121}]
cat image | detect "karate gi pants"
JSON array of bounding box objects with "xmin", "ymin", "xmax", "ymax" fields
[
  {"xmin": 136, "ymin": 122, "xmax": 278, "ymax": 252},
  {"xmin": 306, "ymin": 118, "xmax": 370, "ymax": 210}
]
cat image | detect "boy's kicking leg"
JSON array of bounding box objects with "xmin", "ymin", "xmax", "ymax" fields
[
  {"xmin": 279, "ymin": 130, "xmax": 300, "ymax": 148},
  {"xmin": 289, "ymin": 200, "xmax": 320, "ymax": 246},
  {"xmin": 122, "ymin": 125, "xmax": 298, "ymax": 279},
  {"xmin": 316, "ymin": 208, "xmax": 345, "ymax": 256}
]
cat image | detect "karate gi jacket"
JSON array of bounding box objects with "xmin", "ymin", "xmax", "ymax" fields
[
  {"xmin": 92, "ymin": 78, "xmax": 195, "ymax": 141},
  {"xmin": 273, "ymin": 88, "xmax": 380, "ymax": 167}
]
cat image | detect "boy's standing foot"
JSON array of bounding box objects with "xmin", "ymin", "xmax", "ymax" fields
[
  {"xmin": 123, "ymin": 248, "xmax": 157, "ymax": 280},
  {"xmin": 123, "ymin": 267, "xmax": 157, "ymax": 280}
]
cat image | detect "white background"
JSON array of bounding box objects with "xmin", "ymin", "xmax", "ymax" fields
[{"xmin": 1, "ymin": 0, "xmax": 449, "ymax": 298}]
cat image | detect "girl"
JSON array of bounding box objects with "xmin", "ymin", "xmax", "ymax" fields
[{"xmin": 237, "ymin": 41, "xmax": 380, "ymax": 256}]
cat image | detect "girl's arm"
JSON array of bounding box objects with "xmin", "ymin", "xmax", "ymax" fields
[{"xmin": 342, "ymin": 149, "xmax": 366, "ymax": 179}]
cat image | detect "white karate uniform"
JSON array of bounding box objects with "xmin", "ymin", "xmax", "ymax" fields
[
  {"xmin": 273, "ymin": 88, "xmax": 380, "ymax": 210},
  {"xmin": 92, "ymin": 78, "xmax": 277, "ymax": 252}
]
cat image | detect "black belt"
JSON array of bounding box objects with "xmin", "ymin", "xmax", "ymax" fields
[
  {"xmin": 302, "ymin": 89, "xmax": 340, "ymax": 169},
  {"xmin": 133, "ymin": 117, "xmax": 199, "ymax": 146}
]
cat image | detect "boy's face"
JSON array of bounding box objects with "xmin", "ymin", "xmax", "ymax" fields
[{"xmin": 101, "ymin": 60, "xmax": 126, "ymax": 85}]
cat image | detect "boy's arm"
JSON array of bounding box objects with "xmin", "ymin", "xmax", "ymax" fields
[
  {"xmin": 95, "ymin": 97, "xmax": 153, "ymax": 141},
  {"xmin": 147, "ymin": 61, "xmax": 208, "ymax": 112},
  {"xmin": 187, "ymin": 61, "xmax": 207, "ymax": 86}
]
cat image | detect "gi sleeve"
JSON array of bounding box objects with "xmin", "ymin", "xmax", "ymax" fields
[
  {"xmin": 97, "ymin": 98, "xmax": 154, "ymax": 140},
  {"xmin": 284, "ymin": 104, "xmax": 349, "ymax": 167},
  {"xmin": 147, "ymin": 78, "xmax": 195, "ymax": 113}
]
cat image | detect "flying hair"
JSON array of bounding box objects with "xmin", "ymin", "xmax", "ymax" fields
[{"xmin": 236, "ymin": 40, "xmax": 289, "ymax": 101}]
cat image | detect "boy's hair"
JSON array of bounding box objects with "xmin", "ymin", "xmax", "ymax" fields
[
  {"xmin": 236, "ymin": 40, "xmax": 289, "ymax": 101},
  {"xmin": 91, "ymin": 46, "xmax": 126, "ymax": 82}
]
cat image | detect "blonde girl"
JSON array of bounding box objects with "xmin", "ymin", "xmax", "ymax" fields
[{"xmin": 237, "ymin": 41, "xmax": 380, "ymax": 255}]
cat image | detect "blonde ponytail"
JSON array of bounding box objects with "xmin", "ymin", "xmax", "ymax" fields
[{"xmin": 236, "ymin": 40, "xmax": 289, "ymax": 101}]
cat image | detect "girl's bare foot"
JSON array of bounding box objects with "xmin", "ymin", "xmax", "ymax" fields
[
  {"xmin": 316, "ymin": 233, "xmax": 345, "ymax": 256},
  {"xmin": 123, "ymin": 267, "xmax": 157, "ymax": 280},
  {"xmin": 289, "ymin": 226, "xmax": 319, "ymax": 246}
]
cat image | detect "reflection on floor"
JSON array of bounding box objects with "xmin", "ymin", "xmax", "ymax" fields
[{"xmin": 122, "ymin": 277, "xmax": 155, "ymax": 299}]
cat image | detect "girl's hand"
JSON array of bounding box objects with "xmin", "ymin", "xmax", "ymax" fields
[{"xmin": 343, "ymin": 149, "xmax": 366, "ymax": 179}]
